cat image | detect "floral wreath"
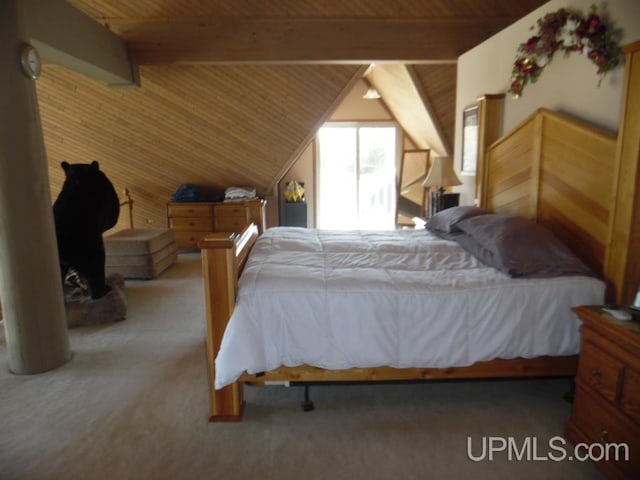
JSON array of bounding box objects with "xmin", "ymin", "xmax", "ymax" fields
[{"xmin": 508, "ymin": 5, "xmax": 623, "ymax": 98}]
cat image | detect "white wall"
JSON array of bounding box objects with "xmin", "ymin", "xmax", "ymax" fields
[{"xmin": 455, "ymin": 0, "xmax": 640, "ymax": 205}]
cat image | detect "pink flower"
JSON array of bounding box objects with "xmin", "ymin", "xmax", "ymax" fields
[
  {"xmin": 524, "ymin": 36, "xmax": 541, "ymax": 53},
  {"xmin": 510, "ymin": 79, "xmax": 523, "ymax": 96},
  {"xmin": 587, "ymin": 14, "xmax": 602, "ymax": 33}
]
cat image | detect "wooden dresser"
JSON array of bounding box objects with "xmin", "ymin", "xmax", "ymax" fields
[
  {"xmin": 167, "ymin": 199, "xmax": 266, "ymax": 250},
  {"xmin": 566, "ymin": 306, "xmax": 640, "ymax": 479}
]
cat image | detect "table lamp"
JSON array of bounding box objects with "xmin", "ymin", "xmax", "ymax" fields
[{"xmin": 422, "ymin": 156, "xmax": 462, "ymax": 215}]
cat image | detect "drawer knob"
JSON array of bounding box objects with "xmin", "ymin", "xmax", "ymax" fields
[
  {"xmin": 600, "ymin": 429, "xmax": 608, "ymax": 442},
  {"xmin": 591, "ymin": 368, "xmax": 602, "ymax": 378}
]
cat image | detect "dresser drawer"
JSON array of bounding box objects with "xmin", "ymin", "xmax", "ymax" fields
[
  {"xmin": 214, "ymin": 216, "xmax": 246, "ymax": 232},
  {"xmin": 214, "ymin": 204, "xmax": 246, "ymax": 217},
  {"xmin": 174, "ymin": 231, "xmax": 208, "ymax": 250},
  {"xmin": 169, "ymin": 217, "xmax": 213, "ymax": 231},
  {"xmin": 578, "ymin": 341, "xmax": 624, "ymax": 404},
  {"xmin": 622, "ymin": 367, "xmax": 640, "ymax": 426},
  {"xmin": 167, "ymin": 204, "xmax": 213, "ymax": 217},
  {"xmin": 167, "ymin": 200, "xmax": 265, "ymax": 244},
  {"xmin": 572, "ymin": 386, "xmax": 640, "ymax": 478}
]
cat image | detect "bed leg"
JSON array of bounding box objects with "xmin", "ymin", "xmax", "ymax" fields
[
  {"xmin": 301, "ymin": 385, "xmax": 315, "ymax": 412},
  {"xmin": 563, "ymin": 377, "xmax": 575, "ymax": 404},
  {"xmin": 209, "ymin": 381, "xmax": 245, "ymax": 422}
]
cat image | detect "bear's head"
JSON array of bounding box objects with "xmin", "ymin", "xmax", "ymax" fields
[
  {"xmin": 55, "ymin": 160, "xmax": 120, "ymax": 232},
  {"xmin": 61, "ymin": 161, "xmax": 104, "ymax": 192}
]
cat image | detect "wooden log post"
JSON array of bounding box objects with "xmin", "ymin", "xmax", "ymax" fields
[{"xmin": 199, "ymin": 224, "xmax": 258, "ymax": 421}]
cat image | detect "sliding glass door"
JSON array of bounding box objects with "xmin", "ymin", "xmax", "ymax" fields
[{"xmin": 317, "ymin": 123, "xmax": 398, "ymax": 230}]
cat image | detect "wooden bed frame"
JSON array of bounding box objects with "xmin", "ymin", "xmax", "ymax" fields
[{"xmin": 199, "ymin": 44, "xmax": 640, "ymax": 421}]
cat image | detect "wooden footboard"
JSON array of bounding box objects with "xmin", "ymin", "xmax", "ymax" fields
[{"xmin": 199, "ymin": 223, "xmax": 259, "ymax": 421}]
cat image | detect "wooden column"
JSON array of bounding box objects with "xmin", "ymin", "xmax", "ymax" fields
[
  {"xmin": 0, "ymin": 0, "xmax": 70, "ymax": 373},
  {"xmin": 605, "ymin": 41, "xmax": 640, "ymax": 304},
  {"xmin": 475, "ymin": 94, "xmax": 504, "ymax": 207}
]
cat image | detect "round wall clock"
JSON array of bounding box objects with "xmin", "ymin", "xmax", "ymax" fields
[{"xmin": 20, "ymin": 44, "xmax": 42, "ymax": 80}]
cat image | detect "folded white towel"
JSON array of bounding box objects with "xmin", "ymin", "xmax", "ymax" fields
[{"xmin": 225, "ymin": 186, "xmax": 256, "ymax": 199}]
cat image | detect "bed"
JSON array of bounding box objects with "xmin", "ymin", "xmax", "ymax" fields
[
  {"xmin": 199, "ymin": 47, "xmax": 640, "ymax": 421},
  {"xmin": 213, "ymin": 224, "xmax": 603, "ymax": 391}
]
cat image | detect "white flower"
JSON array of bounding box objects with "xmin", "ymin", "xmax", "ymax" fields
[
  {"xmin": 536, "ymin": 55, "xmax": 551, "ymax": 67},
  {"xmin": 559, "ymin": 18, "xmax": 580, "ymax": 47}
]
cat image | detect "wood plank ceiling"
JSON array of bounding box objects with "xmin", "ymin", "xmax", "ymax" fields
[{"xmin": 39, "ymin": 0, "xmax": 545, "ymax": 229}]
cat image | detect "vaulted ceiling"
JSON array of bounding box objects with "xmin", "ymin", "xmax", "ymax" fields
[{"xmin": 40, "ymin": 0, "xmax": 545, "ymax": 228}]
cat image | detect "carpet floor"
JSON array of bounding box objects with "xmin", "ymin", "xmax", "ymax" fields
[{"xmin": 0, "ymin": 253, "xmax": 605, "ymax": 479}]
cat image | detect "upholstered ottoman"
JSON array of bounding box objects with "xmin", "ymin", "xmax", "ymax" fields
[{"xmin": 104, "ymin": 228, "xmax": 177, "ymax": 279}]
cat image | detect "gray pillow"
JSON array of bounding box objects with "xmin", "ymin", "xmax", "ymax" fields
[
  {"xmin": 455, "ymin": 214, "xmax": 594, "ymax": 278},
  {"xmin": 425, "ymin": 206, "xmax": 492, "ymax": 233}
]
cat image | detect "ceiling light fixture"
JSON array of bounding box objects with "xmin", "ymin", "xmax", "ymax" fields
[
  {"xmin": 363, "ymin": 64, "xmax": 381, "ymax": 99},
  {"xmin": 363, "ymin": 86, "xmax": 381, "ymax": 99}
]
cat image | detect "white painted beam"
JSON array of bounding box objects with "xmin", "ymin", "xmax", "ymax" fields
[{"xmin": 17, "ymin": 0, "xmax": 138, "ymax": 87}]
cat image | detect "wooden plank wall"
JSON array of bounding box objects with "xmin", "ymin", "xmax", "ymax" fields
[
  {"xmin": 37, "ymin": 63, "xmax": 360, "ymax": 231},
  {"xmin": 36, "ymin": 62, "xmax": 459, "ymax": 233}
]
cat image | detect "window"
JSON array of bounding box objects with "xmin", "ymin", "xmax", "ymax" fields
[{"xmin": 317, "ymin": 124, "xmax": 398, "ymax": 230}]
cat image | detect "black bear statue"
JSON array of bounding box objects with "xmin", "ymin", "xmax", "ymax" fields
[{"xmin": 53, "ymin": 161, "xmax": 120, "ymax": 299}]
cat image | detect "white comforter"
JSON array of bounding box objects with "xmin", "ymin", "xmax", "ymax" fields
[{"xmin": 214, "ymin": 227, "xmax": 604, "ymax": 389}]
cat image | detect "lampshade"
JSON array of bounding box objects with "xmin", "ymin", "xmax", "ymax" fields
[{"xmin": 422, "ymin": 157, "xmax": 462, "ymax": 189}]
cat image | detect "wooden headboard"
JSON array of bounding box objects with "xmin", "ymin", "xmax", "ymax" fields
[
  {"xmin": 480, "ymin": 46, "xmax": 640, "ymax": 309},
  {"xmin": 482, "ymin": 108, "xmax": 617, "ymax": 280}
]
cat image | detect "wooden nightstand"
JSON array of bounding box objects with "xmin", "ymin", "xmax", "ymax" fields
[{"xmin": 566, "ymin": 305, "xmax": 640, "ymax": 479}]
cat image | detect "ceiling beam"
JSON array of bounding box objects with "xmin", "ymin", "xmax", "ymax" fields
[
  {"xmin": 369, "ymin": 64, "xmax": 448, "ymax": 157},
  {"xmin": 406, "ymin": 65, "xmax": 453, "ymax": 156},
  {"xmin": 102, "ymin": 17, "xmax": 518, "ymax": 64},
  {"xmin": 18, "ymin": 0, "xmax": 138, "ymax": 86}
]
